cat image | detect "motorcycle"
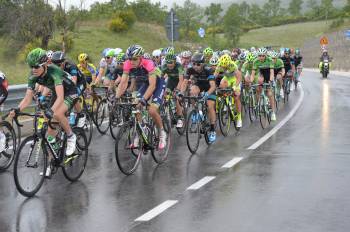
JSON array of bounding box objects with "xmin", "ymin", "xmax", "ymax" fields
[{"xmin": 321, "ymin": 59, "xmax": 329, "ymax": 79}]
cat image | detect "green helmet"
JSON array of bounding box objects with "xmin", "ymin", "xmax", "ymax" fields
[
  {"xmin": 203, "ymin": 47, "xmax": 213, "ymax": 56},
  {"xmin": 165, "ymin": 54, "xmax": 176, "ymax": 63},
  {"xmin": 116, "ymin": 52, "xmax": 126, "ymax": 62},
  {"xmin": 26, "ymin": 48, "xmax": 48, "ymax": 67},
  {"xmin": 246, "ymin": 52, "xmax": 256, "ymax": 62},
  {"xmin": 106, "ymin": 49, "xmax": 115, "ymax": 57}
]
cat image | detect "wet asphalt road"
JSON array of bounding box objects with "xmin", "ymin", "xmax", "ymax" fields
[{"xmin": 1, "ymin": 70, "xmax": 350, "ymax": 232}]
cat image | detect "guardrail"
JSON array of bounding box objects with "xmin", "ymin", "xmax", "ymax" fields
[{"xmin": 1, "ymin": 84, "xmax": 35, "ymax": 112}]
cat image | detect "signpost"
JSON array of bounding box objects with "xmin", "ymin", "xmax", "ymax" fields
[
  {"xmin": 320, "ymin": 36, "xmax": 329, "ymax": 46},
  {"xmin": 198, "ymin": 27, "xmax": 205, "ymax": 38},
  {"xmin": 165, "ymin": 9, "xmax": 180, "ymax": 47},
  {"xmin": 345, "ymin": 30, "xmax": 350, "ymax": 40}
]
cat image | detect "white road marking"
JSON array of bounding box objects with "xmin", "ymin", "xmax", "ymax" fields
[
  {"xmin": 135, "ymin": 200, "xmax": 178, "ymax": 222},
  {"xmin": 247, "ymin": 86, "xmax": 304, "ymax": 150},
  {"xmin": 221, "ymin": 157, "xmax": 243, "ymax": 169},
  {"xmin": 186, "ymin": 176, "xmax": 216, "ymax": 190}
]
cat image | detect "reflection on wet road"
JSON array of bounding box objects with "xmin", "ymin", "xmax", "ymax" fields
[{"xmin": 1, "ymin": 71, "xmax": 350, "ymax": 232}]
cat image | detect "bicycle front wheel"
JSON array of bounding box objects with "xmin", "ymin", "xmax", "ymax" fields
[
  {"xmin": 0, "ymin": 121, "xmax": 17, "ymax": 171},
  {"xmin": 218, "ymin": 100, "xmax": 231, "ymax": 136},
  {"xmin": 13, "ymin": 136, "xmax": 47, "ymax": 197},
  {"xmin": 150, "ymin": 121, "xmax": 171, "ymax": 164},
  {"xmin": 186, "ymin": 110, "xmax": 200, "ymax": 154},
  {"xmin": 259, "ymin": 98, "xmax": 269, "ymax": 129},
  {"xmin": 96, "ymin": 99, "xmax": 110, "ymax": 135},
  {"xmin": 115, "ymin": 123, "xmax": 142, "ymax": 175},
  {"xmin": 62, "ymin": 128, "xmax": 88, "ymax": 181},
  {"xmin": 248, "ymin": 94, "xmax": 257, "ymax": 122}
]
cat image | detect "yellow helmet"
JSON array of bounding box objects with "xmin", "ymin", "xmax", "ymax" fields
[
  {"xmin": 78, "ymin": 53, "xmax": 88, "ymax": 63},
  {"xmin": 218, "ymin": 54, "xmax": 232, "ymax": 67}
]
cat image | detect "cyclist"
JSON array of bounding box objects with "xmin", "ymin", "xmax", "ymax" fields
[
  {"xmin": 180, "ymin": 50, "xmax": 192, "ymax": 70},
  {"xmin": 203, "ymin": 47, "xmax": 214, "ymax": 64},
  {"xmin": 319, "ymin": 50, "xmax": 331, "ymax": 73},
  {"xmin": 236, "ymin": 52, "xmax": 247, "ymax": 71},
  {"xmin": 9, "ymin": 48, "xmax": 77, "ymax": 157},
  {"xmin": 182, "ymin": 53, "xmax": 217, "ymax": 143},
  {"xmin": 161, "ymin": 54, "xmax": 185, "ymax": 128},
  {"xmin": 77, "ymin": 53, "xmax": 97, "ymax": 85},
  {"xmin": 250, "ymin": 47, "xmax": 276, "ymax": 121},
  {"xmin": 116, "ymin": 45, "xmax": 167, "ymax": 150},
  {"xmin": 271, "ymin": 51, "xmax": 285, "ymax": 98},
  {"xmin": 94, "ymin": 48, "xmax": 117, "ymax": 87},
  {"xmin": 281, "ymin": 48, "xmax": 296, "ymax": 90},
  {"xmin": 215, "ymin": 54, "xmax": 243, "ymax": 128},
  {"xmin": 152, "ymin": 49, "xmax": 162, "ymax": 67},
  {"xmin": 242, "ymin": 52, "xmax": 258, "ymax": 89},
  {"xmin": 293, "ymin": 48, "xmax": 303, "ymax": 85},
  {"xmin": 0, "ymin": 71, "xmax": 9, "ymax": 153},
  {"xmin": 231, "ymin": 48, "xmax": 241, "ymax": 61}
]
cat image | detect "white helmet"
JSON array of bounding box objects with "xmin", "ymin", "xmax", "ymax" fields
[
  {"xmin": 46, "ymin": 50, "xmax": 53, "ymax": 59},
  {"xmin": 152, "ymin": 49, "xmax": 161, "ymax": 57},
  {"xmin": 181, "ymin": 50, "xmax": 192, "ymax": 58},
  {"xmin": 209, "ymin": 55, "xmax": 219, "ymax": 66},
  {"xmin": 114, "ymin": 48, "xmax": 123, "ymax": 56},
  {"xmin": 0, "ymin": 71, "xmax": 5, "ymax": 80}
]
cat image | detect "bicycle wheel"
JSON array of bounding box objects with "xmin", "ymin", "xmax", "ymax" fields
[
  {"xmin": 62, "ymin": 128, "xmax": 88, "ymax": 181},
  {"xmin": 259, "ymin": 98, "xmax": 269, "ymax": 129},
  {"xmin": 218, "ymin": 99, "xmax": 231, "ymax": 136},
  {"xmin": 96, "ymin": 99, "xmax": 110, "ymax": 135},
  {"xmin": 80, "ymin": 111, "xmax": 93, "ymax": 147},
  {"xmin": 12, "ymin": 119, "xmax": 21, "ymax": 149},
  {"xmin": 13, "ymin": 136, "xmax": 47, "ymax": 197},
  {"xmin": 161, "ymin": 105, "xmax": 172, "ymax": 134},
  {"xmin": 115, "ymin": 123, "xmax": 142, "ymax": 175},
  {"xmin": 284, "ymin": 79, "xmax": 290, "ymax": 103},
  {"xmin": 0, "ymin": 121, "xmax": 16, "ymax": 171},
  {"xmin": 150, "ymin": 120, "xmax": 171, "ymax": 164},
  {"xmin": 176, "ymin": 99, "xmax": 188, "ymax": 135},
  {"xmin": 109, "ymin": 104, "xmax": 122, "ymax": 140},
  {"xmin": 248, "ymin": 94, "xmax": 257, "ymax": 122},
  {"xmin": 186, "ymin": 110, "xmax": 200, "ymax": 154}
]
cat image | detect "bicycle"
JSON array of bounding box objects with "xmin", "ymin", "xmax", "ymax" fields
[
  {"xmin": 185, "ymin": 95, "xmax": 212, "ymax": 154},
  {"xmin": 163, "ymin": 90, "xmax": 186, "ymax": 135},
  {"xmin": 253, "ymin": 83, "xmax": 273, "ymax": 129},
  {"xmin": 114, "ymin": 100, "xmax": 171, "ymax": 175},
  {"xmin": 217, "ymin": 88, "xmax": 241, "ymax": 137},
  {"xmin": 283, "ymin": 72, "xmax": 293, "ymax": 103},
  {"xmin": 13, "ymin": 111, "xmax": 88, "ymax": 197},
  {"xmin": 95, "ymin": 86, "xmax": 113, "ymax": 135},
  {"xmin": 0, "ymin": 112, "xmax": 18, "ymax": 171}
]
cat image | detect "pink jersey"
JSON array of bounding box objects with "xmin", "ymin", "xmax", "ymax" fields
[{"xmin": 123, "ymin": 58, "xmax": 155, "ymax": 73}]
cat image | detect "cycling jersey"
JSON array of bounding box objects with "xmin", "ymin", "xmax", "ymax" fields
[
  {"xmin": 242, "ymin": 61, "xmax": 258, "ymax": 83},
  {"xmin": 27, "ymin": 65, "xmax": 77, "ymax": 108},
  {"xmin": 185, "ymin": 65, "xmax": 216, "ymax": 100},
  {"xmin": 99, "ymin": 57, "xmax": 117, "ymax": 80},
  {"xmin": 272, "ymin": 58, "xmax": 285, "ymax": 76},
  {"xmin": 63, "ymin": 60, "xmax": 86, "ymax": 94},
  {"xmin": 294, "ymin": 55, "xmax": 303, "ymax": 66},
  {"xmin": 0, "ymin": 72, "xmax": 8, "ymax": 105},
  {"xmin": 253, "ymin": 57, "xmax": 274, "ymax": 83},
  {"xmin": 77, "ymin": 63, "xmax": 96, "ymax": 84},
  {"xmin": 281, "ymin": 56, "xmax": 295, "ymax": 73},
  {"xmin": 214, "ymin": 61, "xmax": 238, "ymax": 77},
  {"xmin": 161, "ymin": 62, "xmax": 184, "ymax": 91}
]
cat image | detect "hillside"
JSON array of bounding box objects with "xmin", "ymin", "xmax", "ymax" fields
[{"xmin": 0, "ymin": 21, "xmax": 189, "ymax": 85}]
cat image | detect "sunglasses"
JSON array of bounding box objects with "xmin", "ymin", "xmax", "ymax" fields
[
  {"xmin": 193, "ymin": 63, "xmax": 202, "ymax": 66},
  {"xmin": 153, "ymin": 56, "xmax": 160, "ymax": 59},
  {"xmin": 129, "ymin": 57, "xmax": 139, "ymax": 61},
  {"xmin": 117, "ymin": 62, "xmax": 124, "ymax": 65},
  {"xmin": 31, "ymin": 63, "xmax": 45, "ymax": 69},
  {"xmin": 166, "ymin": 61, "xmax": 175, "ymax": 64},
  {"xmin": 258, "ymin": 55, "xmax": 266, "ymax": 57}
]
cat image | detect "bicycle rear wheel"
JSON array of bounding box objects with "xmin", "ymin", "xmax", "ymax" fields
[
  {"xmin": 150, "ymin": 120, "xmax": 171, "ymax": 164},
  {"xmin": 80, "ymin": 111, "xmax": 93, "ymax": 147},
  {"xmin": 62, "ymin": 128, "xmax": 88, "ymax": 182},
  {"xmin": 218, "ymin": 100, "xmax": 231, "ymax": 136},
  {"xmin": 96, "ymin": 99, "xmax": 110, "ymax": 135},
  {"xmin": 186, "ymin": 110, "xmax": 200, "ymax": 154},
  {"xmin": 115, "ymin": 123, "xmax": 142, "ymax": 175},
  {"xmin": 248, "ymin": 94, "xmax": 257, "ymax": 122},
  {"xmin": 259, "ymin": 98, "xmax": 269, "ymax": 129},
  {"xmin": 0, "ymin": 121, "xmax": 16, "ymax": 171},
  {"xmin": 13, "ymin": 136, "xmax": 47, "ymax": 197}
]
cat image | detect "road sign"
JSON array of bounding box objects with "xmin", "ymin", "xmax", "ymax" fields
[
  {"xmin": 165, "ymin": 9, "xmax": 180, "ymax": 47},
  {"xmin": 345, "ymin": 30, "xmax": 350, "ymax": 39},
  {"xmin": 198, "ymin": 27, "xmax": 205, "ymax": 38},
  {"xmin": 320, "ymin": 36, "xmax": 329, "ymax": 45}
]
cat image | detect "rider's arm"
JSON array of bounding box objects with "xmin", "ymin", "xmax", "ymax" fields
[
  {"xmin": 207, "ymin": 79, "xmax": 216, "ymax": 95},
  {"xmin": 281, "ymin": 68, "xmax": 286, "ymax": 77},
  {"xmin": 116, "ymin": 72, "xmax": 129, "ymax": 98},
  {"xmin": 177, "ymin": 74, "xmax": 184, "ymax": 91},
  {"xmin": 270, "ymin": 68, "xmax": 274, "ymax": 82},
  {"xmin": 51, "ymin": 84, "xmax": 64, "ymax": 110},
  {"xmin": 95, "ymin": 67, "xmax": 105, "ymax": 85},
  {"xmin": 18, "ymin": 89, "xmax": 34, "ymax": 111},
  {"xmin": 235, "ymin": 70, "xmax": 242, "ymax": 85}
]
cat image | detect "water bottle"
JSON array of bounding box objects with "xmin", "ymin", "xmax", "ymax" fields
[
  {"xmin": 69, "ymin": 112, "xmax": 76, "ymax": 125},
  {"xmin": 47, "ymin": 135, "xmax": 58, "ymax": 152}
]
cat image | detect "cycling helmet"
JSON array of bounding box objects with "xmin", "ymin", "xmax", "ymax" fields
[
  {"xmin": 284, "ymin": 48, "xmax": 291, "ymax": 54},
  {"xmin": 271, "ymin": 51, "xmax": 279, "ymax": 58},
  {"xmin": 165, "ymin": 54, "xmax": 176, "ymax": 62},
  {"xmin": 46, "ymin": 50, "xmax": 53, "ymax": 59},
  {"xmin": 126, "ymin": 44, "xmax": 144, "ymax": 58},
  {"xmin": 203, "ymin": 47, "xmax": 214, "ymax": 56},
  {"xmin": 218, "ymin": 54, "xmax": 232, "ymax": 67},
  {"xmin": 143, "ymin": 53, "xmax": 152, "ymax": 59},
  {"xmin": 209, "ymin": 55, "xmax": 219, "ymax": 66},
  {"xmin": 232, "ymin": 48, "xmax": 241, "ymax": 55},
  {"xmin": 162, "ymin": 47, "xmax": 175, "ymax": 56},
  {"xmin": 105, "ymin": 49, "xmax": 115, "ymax": 58},
  {"xmin": 116, "ymin": 52, "xmax": 126, "ymax": 62},
  {"xmin": 51, "ymin": 51, "xmax": 66, "ymax": 64},
  {"xmin": 181, "ymin": 50, "xmax": 192, "ymax": 58},
  {"xmin": 78, "ymin": 53, "xmax": 89, "ymax": 63},
  {"xmin": 295, "ymin": 48, "xmax": 300, "ymax": 56},
  {"xmin": 26, "ymin": 48, "xmax": 48, "ymax": 67},
  {"xmin": 238, "ymin": 52, "xmax": 247, "ymax": 61},
  {"xmin": 221, "ymin": 50, "xmax": 231, "ymax": 56},
  {"xmin": 152, "ymin": 49, "xmax": 161, "ymax": 57},
  {"xmin": 191, "ymin": 53, "xmax": 205, "ymax": 63},
  {"xmin": 250, "ymin": 47, "xmax": 256, "ymax": 52},
  {"xmin": 257, "ymin": 47, "xmax": 267, "ymax": 55},
  {"xmin": 102, "ymin": 48, "xmax": 112, "ymax": 57},
  {"xmin": 246, "ymin": 52, "xmax": 256, "ymax": 62},
  {"xmin": 0, "ymin": 71, "xmax": 5, "ymax": 80},
  {"xmin": 114, "ymin": 48, "xmax": 123, "ymax": 55}
]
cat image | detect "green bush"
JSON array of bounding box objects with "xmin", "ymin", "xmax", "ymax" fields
[
  {"xmin": 17, "ymin": 39, "xmax": 42, "ymax": 63},
  {"xmin": 112, "ymin": 10, "xmax": 136, "ymax": 27},
  {"xmin": 109, "ymin": 17, "xmax": 128, "ymax": 32},
  {"xmin": 329, "ymin": 17, "xmax": 344, "ymax": 29}
]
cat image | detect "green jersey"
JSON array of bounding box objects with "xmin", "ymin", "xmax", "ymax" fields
[
  {"xmin": 27, "ymin": 64, "xmax": 76, "ymax": 92},
  {"xmin": 253, "ymin": 57, "xmax": 274, "ymax": 79},
  {"xmin": 241, "ymin": 61, "xmax": 254, "ymax": 76},
  {"xmin": 273, "ymin": 58, "xmax": 284, "ymax": 69},
  {"xmin": 161, "ymin": 62, "xmax": 184, "ymax": 90}
]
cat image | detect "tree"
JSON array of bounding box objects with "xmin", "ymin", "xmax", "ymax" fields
[
  {"xmin": 204, "ymin": 3, "xmax": 222, "ymax": 44},
  {"xmin": 174, "ymin": 0, "xmax": 203, "ymax": 40},
  {"xmin": 239, "ymin": 2, "xmax": 250, "ymax": 19},
  {"xmin": 223, "ymin": 3, "xmax": 243, "ymax": 47},
  {"xmin": 263, "ymin": 0, "xmax": 282, "ymax": 17},
  {"xmin": 288, "ymin": 0, "xmax": 303, "ymax": 16},
  {"xmin": 320, "ymin": 0, "xmax": 335, "ymax": 19}
]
